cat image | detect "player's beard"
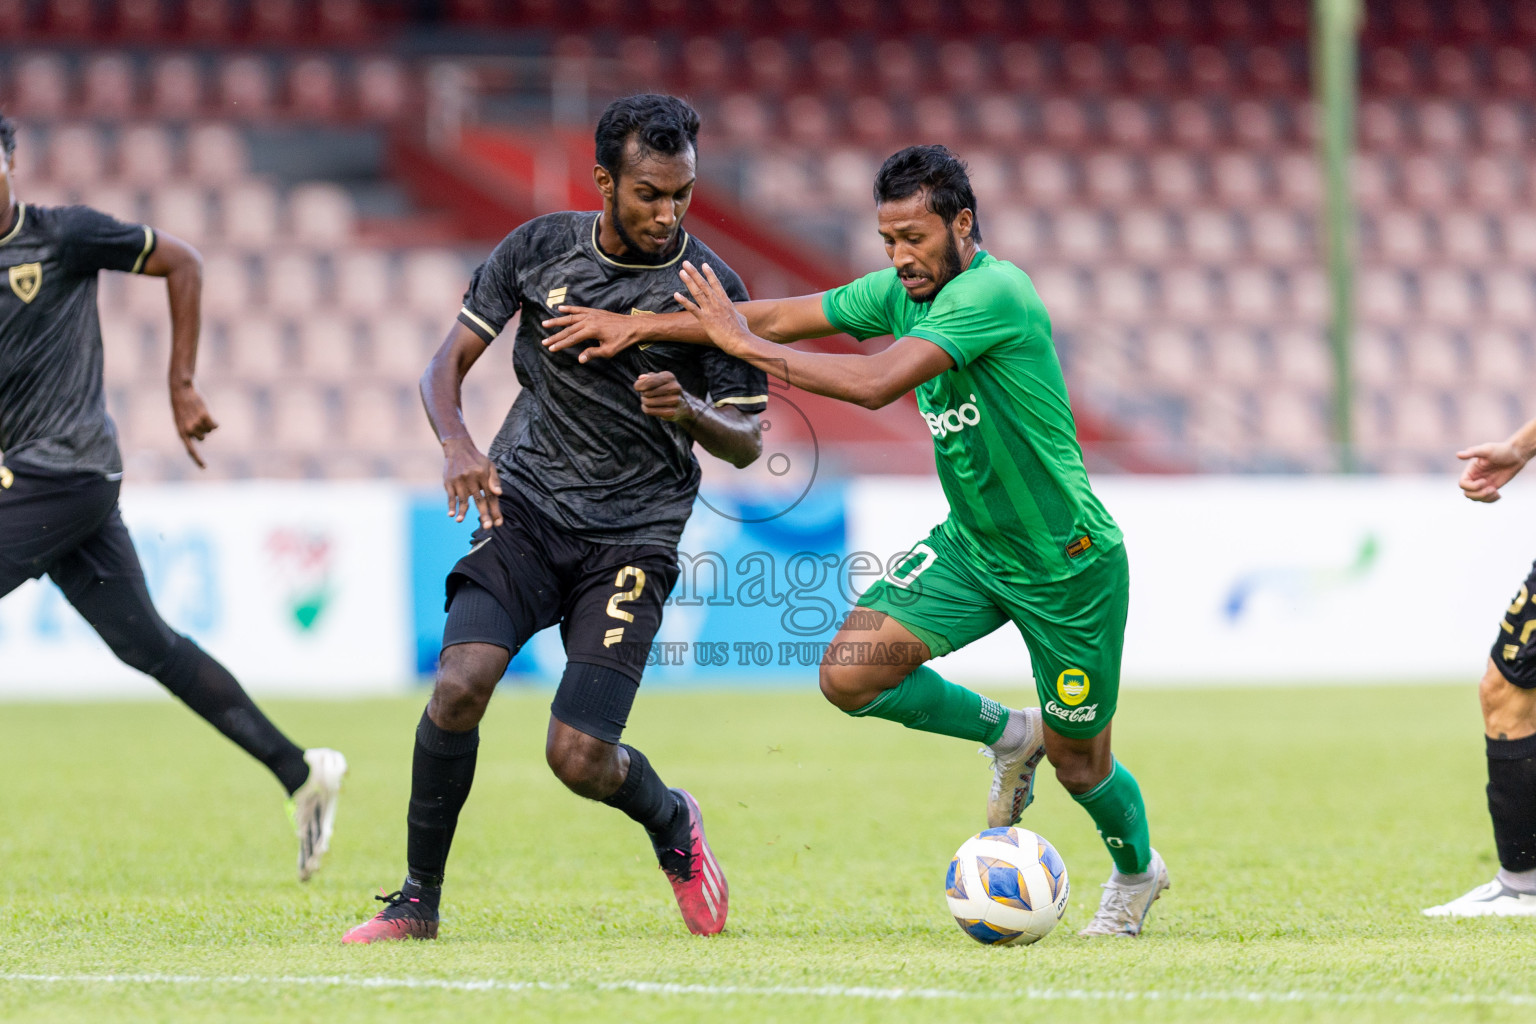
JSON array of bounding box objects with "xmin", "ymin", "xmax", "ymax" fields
[
  {"xmin": 916, "ymin": 229, "xmax": 966, "ymax": 304},
  {"xmin": 610, "ymin": 210, "xmax": 682, "ymax": 266}
]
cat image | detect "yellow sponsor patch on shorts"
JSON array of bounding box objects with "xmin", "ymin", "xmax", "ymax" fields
[{"xmin": 1056, "ymin": 668, "xmax": 1090, "ymax": 706}]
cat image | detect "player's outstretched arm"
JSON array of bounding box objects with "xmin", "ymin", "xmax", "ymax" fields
[
  {"xmin": 1458, "ymin": 415, "xmax": 1536, "ymax": 503},
  {"xmin": 421, "ymin": 322, "xmax": 505, "ymax": 529},
  {"xmin": 677, "ymin": 261, "xmax": 953, "ymax": 410},
  {"xmin": 541, "ymin": 293, "xmax": 835, "ymax": 363},
  {"xmin": 142, "ymin": 230, "xmax": 217, "ymax": 469},
  {"xmin": 634, "ymin": 371, "xmax": 761, "ymax": 468}
]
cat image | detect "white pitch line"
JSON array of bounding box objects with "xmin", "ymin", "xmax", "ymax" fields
[{"xmin": 1, "ymin": 972, "xmax": 1535, "ymax": 1008}]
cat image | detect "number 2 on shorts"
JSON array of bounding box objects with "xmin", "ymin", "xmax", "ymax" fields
[{"xmin": 606, "ymin": 566, "xmax": 647, "ymax": 622}]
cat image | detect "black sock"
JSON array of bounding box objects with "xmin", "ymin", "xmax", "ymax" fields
[
  {"xmin": 1488, "ymin": 733, "xmax": 1536, "ymax": 872},
  {"xmin": 406, "ymin": 708, "xmax": 480, "ymax": 886},
  {"xmin": 157, "ymin": 636, "xmax": 310, "ymax": 794},
  {"xmin": 602, "ymin": 745, "xmax": 687, "ymax": 848}
]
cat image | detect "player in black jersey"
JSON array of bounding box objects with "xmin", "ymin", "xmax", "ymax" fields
[
  {"xmin": 0, "ymin": 113, "xmax": 346, "ymax": 881},
  {"xmin": 343, "ymin": 95, "xmax": 765, "ymax": 942},
  {"xmin": 1422, "ymin": 416, "xmax": 1536, "ymax": 917}
]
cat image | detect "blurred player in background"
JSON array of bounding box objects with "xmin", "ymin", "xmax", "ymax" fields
[
  {"xmin": 1422, "ymin": 421, "xmax": 1536, "ymax": 916},
  {"xmin": 545, "ymin": 145, "xmax": 1169, "ymax": 938},
  {"xmin": 0, "ymin": 113, "xmax": 347, "ymax": 881},
  {"xmin": 343, "ymin": 95, "xmax": 765, "ymax": 943}
]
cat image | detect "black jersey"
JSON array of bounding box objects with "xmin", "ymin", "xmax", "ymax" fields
[
  {"xmin": 456, "ymin": 211, "xmax": 768, "ymax": 548},
  {"xmin": 0, "ymin": 202, "xmax": 156, "ymax": 477}
]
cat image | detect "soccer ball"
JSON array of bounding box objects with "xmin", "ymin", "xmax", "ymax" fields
[{"xmin": 945, "ymin": 826, "xmax": 1070, "ymax": 945}]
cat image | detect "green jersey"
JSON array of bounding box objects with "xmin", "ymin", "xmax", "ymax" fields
[{"xmin": 822, "ymin": 251, "xmax": 1121, "ymax": 584}]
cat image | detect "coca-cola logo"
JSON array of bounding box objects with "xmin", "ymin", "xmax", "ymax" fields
[{"xmin": 1045, "ymin": 700, "xmax": 1099, "ymax": 723}]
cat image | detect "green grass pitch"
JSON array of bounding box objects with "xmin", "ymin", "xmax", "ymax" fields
[{"xmin": 1, "ymin": 683, "xmax": 1533, "ymax": 1023}]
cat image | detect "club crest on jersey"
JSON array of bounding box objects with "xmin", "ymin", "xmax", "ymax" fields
[
  {"xmin": 1056, "ymin": 669, "xmax": 1090, "ymax": 706},
  {"xmin": 8, "ymin": 262, "xmax": 41, "ymax": 303}
]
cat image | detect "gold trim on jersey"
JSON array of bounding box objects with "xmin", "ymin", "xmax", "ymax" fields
[
  {"xmin": 713, "ymin": 394, "xmax": 768, "ymax": 407},
  {"xmin": 131, "ymin": 226, "xmax": 155, "ymax": 274},
  {"xmin": 589, "ymin": 214, "xmax": 689, "ymax": 270},
  {"xmin": 459, "ymin": 306, "xmax": 500, "ymax": 339},
  {"xmin": 8, "ymin": 261, "xmax": 41, "ymax": 303},
  {"xmin": 0, "ymin": 202, "xmax": 25, "ymax": 246}
]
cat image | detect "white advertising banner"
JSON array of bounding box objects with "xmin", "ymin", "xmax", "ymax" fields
[
  {"xmin": 0, "ymin": 482, "xmax": 412, "ymax": 698},
  {"xmin": 850, "ymin": 476, "xmax": 1536, "ymax": 685}
]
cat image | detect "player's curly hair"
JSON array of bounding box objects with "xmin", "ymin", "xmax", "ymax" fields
[
  {"xmin": 0, "ymin": 112, "xmax": 16, "ymax": 159},
  {"xmin": 595, "ymin": 94, "xmax": 700, "ymax": 178},
  {"xmin": 873, "ymin": 145, "xmax": 984, "ymax": 244}
]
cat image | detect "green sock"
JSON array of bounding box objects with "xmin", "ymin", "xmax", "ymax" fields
[
  {"xmin": 1072, "ymin": 759, "xmax": 1152, "ymax": 875},
  {"xmin": 845, "ymin": 664, "xmax": 1008, "ymax": 745}
]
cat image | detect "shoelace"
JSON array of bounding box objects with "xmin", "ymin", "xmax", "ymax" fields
[
  {"xmin": 658, "ymin": 846, "xmax": 697, "ymax": 882},
  {"xmin": 373, "ymin": 889, "xmax": 428, "ymax": 918},
  {"xmin": 1083, "ymin": 882, "xmax": 1140, "ymax": 933}
]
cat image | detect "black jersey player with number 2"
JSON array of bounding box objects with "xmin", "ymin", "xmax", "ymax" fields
[
  {"xmin": 0, "ymin": 113, "xmax": 347, "ymax": 881},
  {"xmin": 344, "ymin": 95, "xmax": 766, "ymax": 943}
]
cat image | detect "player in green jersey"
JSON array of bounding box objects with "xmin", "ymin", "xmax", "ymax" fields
[{"xmin": 542, "ymin": 145, "xmax": 1168, "ymax": 937}]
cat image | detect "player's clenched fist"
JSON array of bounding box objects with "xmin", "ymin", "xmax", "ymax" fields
[
  {"xmin": 170, "ymin": 381, "xmax": 218, "ymax": 469},
  {"xmin": 635, "ymin": 371, "xmax": 696, "ymax": 424},
  {"xmin": 442, "ymin": 436, "xmax": 505, "ymax": 529}
]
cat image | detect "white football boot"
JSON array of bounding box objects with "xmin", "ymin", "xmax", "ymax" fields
[
  {"xmin": 289, "ymin": 748, "xmax": 348, "ymax": 882},
  {"xmin": 1078, "ymin": 848, "xmax": 1170, "ymax": 937},
  {"xmin": 982, "ymin": 707, "xmax": 1048, "ymax": 828},
  {"xmin": 1422, "ymin": 878, "xmax": 1536, "ymax": 917}
]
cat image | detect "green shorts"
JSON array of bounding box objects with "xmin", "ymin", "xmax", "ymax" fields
[{"xmin": 857, "ymin": 521, "xmax": 1129, "ymax": 738}]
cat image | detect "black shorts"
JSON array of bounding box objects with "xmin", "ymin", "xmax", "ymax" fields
[
  {"xmin": 1492, "ymin": 559, "xmax": 1536, "ymax": 690},
  {"xmin": 442, "ymin": 485, "xmax": 679, "ymax": 683},
  {"xmin": 0, "ymin": 466, "xmax": 127, "ymax": 599}
]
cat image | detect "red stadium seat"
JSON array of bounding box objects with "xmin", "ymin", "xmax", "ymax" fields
[
  {"xmin": 1053, "ymin": 209, "xmax": 1109, "ymax": 262},
  {"xmin": 264, "ymin": 252, "xmax": 325, "ymax": 316},
  {"xmin": 288, "ymin": 57, "xmax": 342, "ymax": 120},
  {"xmin": 13, "ymin": 54, "xmax": 70, "ymax": 118},
  {"xmin": 1094, "ymin": 266, "xmax": 1152, "ymax": 325},
  {"xmin": 117, "ymin": 124, "xmax": 177, "ymax": 186},
  {"xmin": 334, "ymin": 251, "xmax": 392, "ymax": 317},
  {"xmin": 223, "ymin": 318, "xmax": 289, "ymax": 382},
  {"xmin": 356, "ymin": 57, "xmax": 411, "ymax": 121},
  {"xmin": 187, "ymin": 123, "xmax": 248, "ymax": 183},
  {"xmin": 1469, "ymin": 329, "xmax": 1531, "ymax": 386},
  {"xmin": 298, "ymin": 316, "xmax": 362, "ymax": 380},
  {"xmin": 48, "ymin": 124, "xmax": 107, "ymax": 186},
  {"xmin": 1084, "ymin": 153, "xmax": 1138, "ymax": 203},
  {"xmin": 82, "ymin": 54, "xmax": 138, "ymax": 118},
  {"xmin": 1018, "ymin": 152, "xmax": 1077, "ymax": 204},
  {"xmin": 221, "ymin": 180, "xmax": 281, "ymax": 246},
  {"xmin": 1354, "ymin": 327, "xmax": 1402, "ymax": 388},
  {"xmin": 288, "ymin": 183, "xmax": 355, "ymax": 246},
  {"xmin": 200, "ymin": 252, "xmax": 253, "ymax": 319},
  {"xmin": 1248, "ymin": 208, "xmax": 1309, "ymax": 264},
  {"xmin": 1117, "ymin": 208, "xmax": 1176, "ymax": 262},
  {"xmin": 1271, "ymin": 327, "xmax": 1331, "ymax": 389},
  {"xmin": 1183, "ymin": 209, "xmax": 1240, "ymax": 262},
  {"xmin": 1401, "ymin": 326, "xmax": 1466, "ymax": 385},
  {"xmin": 975, "ymin": 94, "xmax": 1026, "ymax": 145},
  {"xmin": 149, "ymin": 55, "xmax": 204, "ymax": 118},
  {"xmin": 149, "ymin": 184, "xmax": 211, "ymax": 244},
  {"xmin": 1207, "ymin": 327, "xmax": 1266, "ymax": 388},
  {"xmin": 219, "ymin": 56, "xmax": 275, "ymax": 118}
]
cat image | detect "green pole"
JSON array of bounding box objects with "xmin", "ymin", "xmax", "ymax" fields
[{"xmin": 1314, "ymin": 0, "xmax": 1361, "ymax": 472}]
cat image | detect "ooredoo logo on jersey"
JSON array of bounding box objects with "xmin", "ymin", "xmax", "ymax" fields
[{"xmin": 924, "ymin": 394, "xmax": 982, "ymax": 439}]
